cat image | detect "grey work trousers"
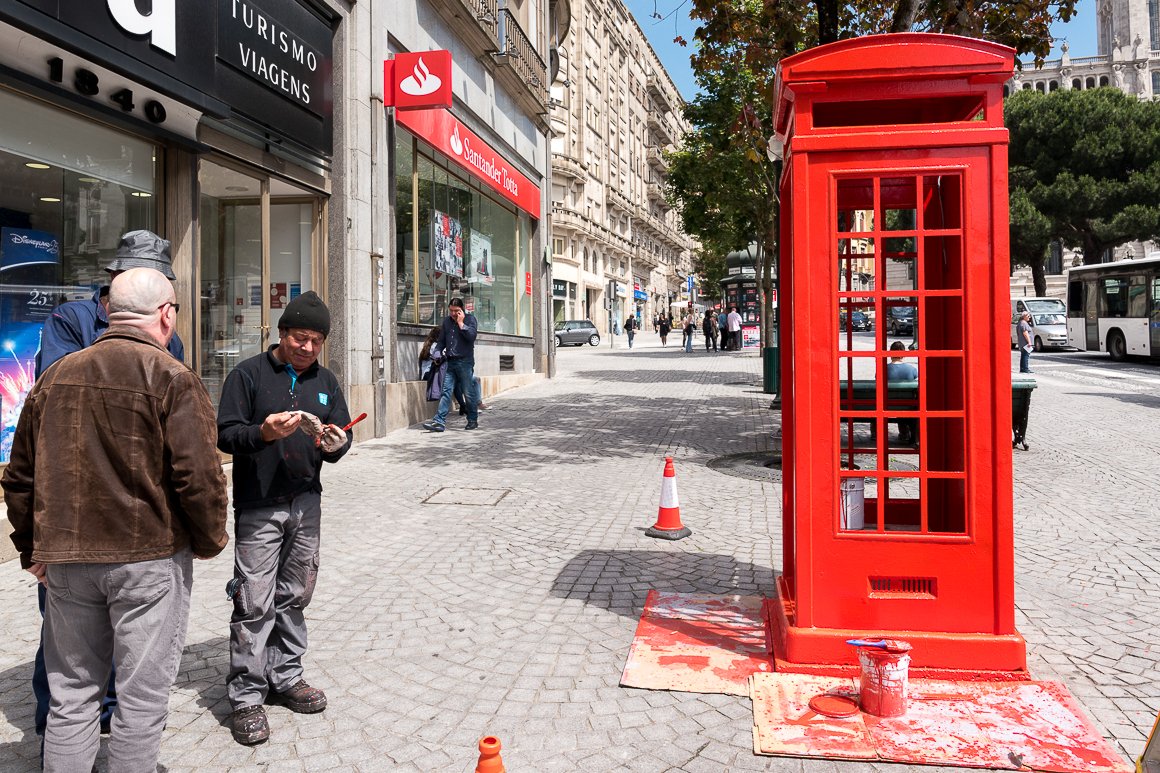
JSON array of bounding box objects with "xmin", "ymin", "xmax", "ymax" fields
[
  {"xmin": 42, "ymin": 550, "xmax": 193, "ymax": 773},
  {"xmin": 227, "ymin": 491, "xmax": 321, "ymax": 709}
]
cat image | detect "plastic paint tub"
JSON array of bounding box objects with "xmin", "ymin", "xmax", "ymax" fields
[{"xmin": 857, "ymin": 646, "xmax": 911, "ymax": 717}]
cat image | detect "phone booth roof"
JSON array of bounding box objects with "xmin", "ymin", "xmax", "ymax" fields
[{"xmin": 774, "ymin": 34, "xmax": 1015, "ymax": 148}]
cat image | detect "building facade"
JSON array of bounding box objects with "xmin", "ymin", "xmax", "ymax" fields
[
  {"xmin": 0, "ymin": 0, "xmax": 554, "ymax": 465},
  {"xmin": 547, "ymin": 0, "xmax": 696, "ymax": 335},
  {"xmin": 1008, "ymin": 0, "xmax": 1160, "ymax": 299}
]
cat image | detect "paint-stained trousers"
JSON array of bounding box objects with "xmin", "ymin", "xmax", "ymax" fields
[
  {"xmin": 227, "ymin": 491, "xmax": 321, "ymax": 709},
  {"xmin": 42, "ymin": 550, "xmax": 192, "ymax": 773}
]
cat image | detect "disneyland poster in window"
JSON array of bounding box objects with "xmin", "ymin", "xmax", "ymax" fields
[
  {"xmin": 0, "ymin": 228, "xmax": 63, "ymax": 462},
  {"xmin": 433, "ymin": 210, "xmax": 463, "ymax": 277},
  {"xmin": 469, "ymin": 231, "xmax": 494, "ymax": 286}
]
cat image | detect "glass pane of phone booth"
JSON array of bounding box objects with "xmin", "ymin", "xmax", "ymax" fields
[{"xmin": 836, "ymin": 174, "xmax": 967, "ymax": 536}]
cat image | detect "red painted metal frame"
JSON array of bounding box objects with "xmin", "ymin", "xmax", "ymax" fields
[{"xmin": 772, "ymin": 34, "xmax": 1025, "ymax": 677}]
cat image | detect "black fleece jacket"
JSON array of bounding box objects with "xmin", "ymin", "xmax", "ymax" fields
[{"xmin": 217, "ymin": 346, "xmax": 352, "ymax": 511}]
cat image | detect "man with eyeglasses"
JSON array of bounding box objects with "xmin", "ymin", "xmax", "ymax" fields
[
  {"xmin": 216, "ymin": 290, "xmax": 353, "ymax": 746},
  {"xmin": 4, "ymin": 268, "xmax": 228, "ymax": 772},
  {"xmin": 26, "ymin": 229, "xmax": 185, "ymax": 753}
]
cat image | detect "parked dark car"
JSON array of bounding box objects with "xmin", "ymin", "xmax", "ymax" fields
[
  {"xmin": 554, "ymin": 320, "xmax": 600, "ymax": 346},
  {"xmin": 839, "ymin": 310, "xmax": 871, "ymax": 332},
  {"xmin": 886, "ymin": 306, "xmax": 915, "ymax": 336}
]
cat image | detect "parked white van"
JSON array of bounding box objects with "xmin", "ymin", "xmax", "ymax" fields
[{"xmin": 1010, "ymin": 297, "xmax": 1068, "ymax": 351}]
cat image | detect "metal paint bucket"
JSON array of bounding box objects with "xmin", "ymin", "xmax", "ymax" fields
[{"xmin": 857, "ymin": 645, "xmax": 911, "ymax": 717}]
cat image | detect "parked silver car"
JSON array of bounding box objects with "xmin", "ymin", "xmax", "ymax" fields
[{"xmin": 554, "ymin": 320, "xmax": 600, "ymax": 346}]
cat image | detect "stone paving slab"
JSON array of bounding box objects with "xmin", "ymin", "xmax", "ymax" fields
[{"xmin": 0, "ymin": 334, "xmax": 1156, "ymax": 771}]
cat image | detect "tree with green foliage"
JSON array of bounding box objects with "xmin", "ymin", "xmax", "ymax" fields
[{"xmin": 1006, "ymin": 88, "xmax": 1160, "ymax": 283}]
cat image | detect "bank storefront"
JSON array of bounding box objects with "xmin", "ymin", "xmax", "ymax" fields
[
  {"xmin": 0, "ymin": 0, "xmax": 338, "ymax": 460},
  {"xmin": 391, "ymin": 101, "xmax": 542, "ymax": 412}
]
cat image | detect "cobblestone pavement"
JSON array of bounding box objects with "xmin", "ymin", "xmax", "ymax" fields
[{"xmin": 0, "ymin": 334, "xmax": 1157, "ymax": 772}]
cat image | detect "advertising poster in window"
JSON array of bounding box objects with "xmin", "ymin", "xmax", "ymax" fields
[
  {"xmin": 0, "ymin": 228, "xmax": 63, "ymax": 462},
  {"xmin": 469, "ymin": 231, "xmax": 494, "ymax": 286},
  {"xmin": 433, "ymin": 210, "xmax": 463, "ymax": 277}
]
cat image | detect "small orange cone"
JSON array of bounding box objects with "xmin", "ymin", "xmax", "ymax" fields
[
  {"xmin": 476, "ymin": 735, "xmax": 505, "ymax": 773},
  {"xmin": 645, "ymin": 457, "xmax": 691, "ymax": 540}
]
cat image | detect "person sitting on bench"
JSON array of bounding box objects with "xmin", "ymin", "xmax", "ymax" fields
[{"xmin": 886, "ymin": 341, "xmax": 918, "ymax": 446}]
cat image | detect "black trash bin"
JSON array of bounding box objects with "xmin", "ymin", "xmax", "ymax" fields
[
  {"xmin": 1011, "ymin": 376, "xmax": 1036, "ymax": 450},
  {"xmin": 763, "ymin": 347, "xmax": 779, "ymax": 395}
]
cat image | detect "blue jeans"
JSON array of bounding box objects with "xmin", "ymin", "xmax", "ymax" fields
[
  {"xmin": 36, "ymin": 584, "xmax": 117, "ymax": 739},
  {"xmin": 1019, "ymin": 347, "xmax": 1032, "ymax": 372},
  {"xmin": 627, "ymin": 330, "xmax": 635, "ymax": 348},
  {"xmin": 435, "ymin": 358, "xmax": 478, "ymax": 424}
]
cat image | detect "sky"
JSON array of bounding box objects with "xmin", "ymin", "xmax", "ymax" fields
[{"xmin": 623, "ymin": 0, "xmax": 1100, "ymax": 102}]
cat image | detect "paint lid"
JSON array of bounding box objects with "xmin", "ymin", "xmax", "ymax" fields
[{"xmin": 808, "ymin": 693, "xmax": 860, "ymax": 718}]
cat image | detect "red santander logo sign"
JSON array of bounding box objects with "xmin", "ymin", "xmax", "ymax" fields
[
  {"xmin": 384, "ymin": 51, "xmax": 452, "ymax": 110},
  {"xmin": 396, "ymin": 108, "xmax": 541, "ymax": 219}
]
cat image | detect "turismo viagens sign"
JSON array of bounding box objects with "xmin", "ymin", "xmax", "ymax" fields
[
  {"xmin": 218, "ymin": 0, "xmax": 327, "ymax": 117},
  {"xmin": 396, "ymin": 108, "xmax": 541, "ymax": 218}
]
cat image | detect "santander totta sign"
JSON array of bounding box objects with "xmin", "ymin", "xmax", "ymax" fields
[{"xmin": 396, "ymin": 108, "xmax": 540, "ymax": 219}]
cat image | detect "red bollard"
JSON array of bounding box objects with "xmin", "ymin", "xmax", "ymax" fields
[{"xmin": 476, "ymin": 735, "xmax": 505, "ymax": 773}]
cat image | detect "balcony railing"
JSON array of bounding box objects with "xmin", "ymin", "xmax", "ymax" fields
[
  {"xmin": 553, "ymin": 153, "xmax": 588, "ymax": 181},
  {"xmin": 496, "ymin": 8, "xmax": 549, "ymax": 115},
  {"xmin": 647, "ymin": 181, "xmax": 665, "ymax": 202},
  {"xmin": 427, "ymin": 0, "xmax": 499, "ymax": 57},
  {"xmin": 646, "ymin": 109, "xmax": 675, "ymax": 145},
  {"xmin": 608, "ymin": 186, "xmax": 634, "ymax": 214},
  {"xmin": 646, "ymin": 146, "xmax": 669, "ymax": 170},
  {"xmin": 647, "ymin": 74, "xmax": 677, "ymax": 115}
]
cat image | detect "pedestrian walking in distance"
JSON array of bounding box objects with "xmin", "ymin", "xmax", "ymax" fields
[
  {"xmin": 727, "ymin": 306, "xmax": 743, "ymax": 351},
  {"xmin": 423, "ymin": 297, "xmax": 481, "ymax": 432},
  {"xmin": 624, "ymin": 314, "xmax": 638, "ymax": 348},
  {"xmin": 683, "ymin": 310, "xmax": 696, "ymax": 352},
  {"xmin": 216, "ymin": 290, "xmax": 353, "ymax": 745},
  {"xmin": 3, "ymin": 268, "xmax": 229, "ymax": 773},
  {"xmin": 717, "ymin": 308, "xmax": 729, "ymax": 350},
  {"xmin": 658, "ymin": 314, "xmax": 671, "ymax": 346}
]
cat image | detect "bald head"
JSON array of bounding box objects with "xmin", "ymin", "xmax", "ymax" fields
[{"xmin": 109, "ymin": 268, "xmax": 177, "ymax": 346}]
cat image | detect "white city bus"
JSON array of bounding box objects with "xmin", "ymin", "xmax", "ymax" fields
[{"xmin": 1066, "ymin": 256, "xmax": 1160, "ymax": 360}]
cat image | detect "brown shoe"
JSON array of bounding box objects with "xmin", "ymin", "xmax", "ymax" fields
[
  {"xmin": 269, "ymin": 679, "xmax": 327, "ymax": 713},
  {"xmin": 229, "ymin": 705, "xmax": 270, "ymax": 745}
]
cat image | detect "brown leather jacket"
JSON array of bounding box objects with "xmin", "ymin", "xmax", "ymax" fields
[{"xmin": 3, "ymin": 326, "xmax": 228, "ymax": 568}]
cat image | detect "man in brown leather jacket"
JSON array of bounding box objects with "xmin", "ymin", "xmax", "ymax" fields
[{"xmin": 2, "ymin": 268, "xmax": 229, "ymax": 773}]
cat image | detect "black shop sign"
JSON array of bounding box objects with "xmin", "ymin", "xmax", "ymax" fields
[{"xmin": 3, "ymin": 0, "xmax": 334, "ymax": 155}]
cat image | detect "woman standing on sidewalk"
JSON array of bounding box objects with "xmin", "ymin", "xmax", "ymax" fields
[
  {"xmin": 682, "ymin": 311, "xmax": 696, "ymax": 353},
  {"xmin": 702, "ymin": 310, "xmax": 719, "ymax": 352},
  {"xmin": 658, "ymin": 314, "xmax": 671, "ymax": 346}
]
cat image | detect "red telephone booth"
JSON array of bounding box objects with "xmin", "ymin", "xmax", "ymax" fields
[{"xmin": 771, "ymin": 34, "xmax": 1026, "ymax": 677}]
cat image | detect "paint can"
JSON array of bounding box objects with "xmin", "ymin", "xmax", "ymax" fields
[
  {"xmin": 857, "ymin": 644, "xmax": 911, "ymax": 717},
  {"xmin": 840, "ymin": 476, "xmax": 865, "ymax": 530}
]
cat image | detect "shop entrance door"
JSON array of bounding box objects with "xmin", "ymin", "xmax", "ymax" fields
[{"xmin": 197, "ymin": 159, "xmax": 322, "ymax": 405}]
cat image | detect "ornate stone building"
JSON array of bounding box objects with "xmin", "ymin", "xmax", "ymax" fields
[
  {"xmin": 1008, "ymin": 0, "xmax": 1159, "ymax": 299},
  {"xmin": 547, "ymin": 0, "xmax": 696, "ymax": 333}
]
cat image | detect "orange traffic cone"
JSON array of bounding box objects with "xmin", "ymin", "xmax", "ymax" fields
[
  {"xmin": 645, "ymin": 457, "xmax": 692, "ymax": 540},
  {"xmin": 476, "ymin": 735, "xmax": 505, "ymax": 773}
]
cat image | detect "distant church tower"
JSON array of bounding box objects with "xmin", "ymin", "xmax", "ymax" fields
[{"xmin": 1010, "ymin": 0, "xmax": 1160, "ymax": 99}]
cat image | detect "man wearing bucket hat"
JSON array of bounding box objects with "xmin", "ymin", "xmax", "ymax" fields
[
  {"xmin": 27, "ymin": 229, "xmax": 185, "ymax": 752},
  {"xmin": 216, "ymin": 290, "xmax": 353, "ymax": 746},
  {"xmin": 36, "ymin": 230, "xmax": 184, "ymax": 376}
]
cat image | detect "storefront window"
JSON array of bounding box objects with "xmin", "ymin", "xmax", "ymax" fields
[
  {"xmin": 394, "ymin": 128, "xmax": 530, "ymax": 335},
  {"xmin": 198, "ymin": 161, "xmax": 320, "ymax": 406},
  {"xmin": 0, "ymin": 90, "xmax": 157, "ymax": 461}
]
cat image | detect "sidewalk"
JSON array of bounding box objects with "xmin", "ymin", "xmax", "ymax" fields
[{"xmin": 0, "ymin": 335, "xmax": 1156, "ymax": 771}]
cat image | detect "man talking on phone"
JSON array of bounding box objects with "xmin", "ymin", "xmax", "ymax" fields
[{"xmin": 423, "ymin": 297, "xmax": 480, "ymax": 432}]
